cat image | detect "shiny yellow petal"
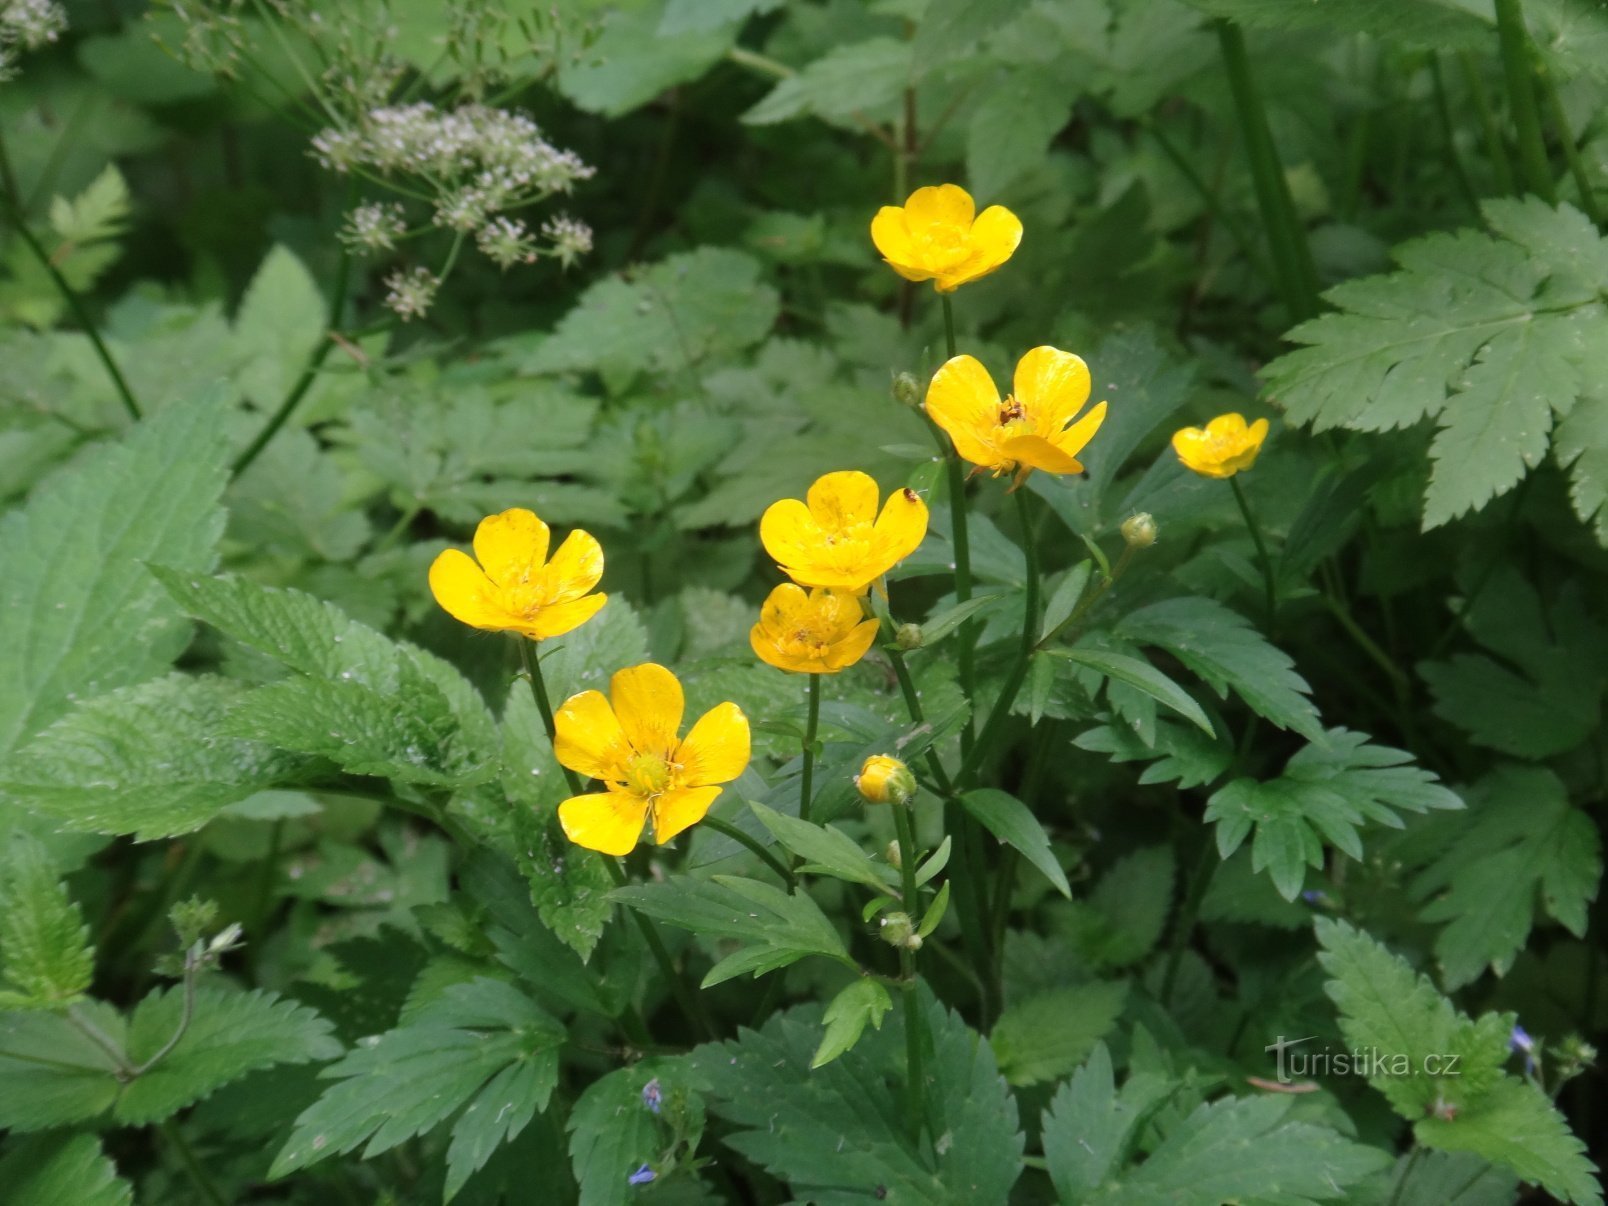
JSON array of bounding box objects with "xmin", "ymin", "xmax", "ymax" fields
[
  {"xmin": 871, "ymin": 207, "xmax": 929, "ymax": 280},
  {"xmin": 553, "ymin": 688, "xmax": 629, "ymax": 781},
  {"xmin": 806, "ymin": 470, "xmax": 881, "ymax": 530},
  {"xmin": 541, "ymin": 528, "xmax": 604, "ymax": 601},
  {"xmin": 967, "ymin": 204, "xmax": 1023, "ymax": 269},
  {"xmin": 750, "ymin": 623, "xmax": 799, "ymax": 672},
  {"xmin": 759, "ymin": 582, "xmax": 811, "ymax": 629},
  {"xmin": 872, "ymin": 486, "xmax": 929, "ymax": 568},
  {"xmin": 1014, "ymin": 346, "xmax": 1091, "ymax": 433},
  {"xmin": 524, "ymin": 592, "xmax": 607, "ymax": 640},
  {"xmin": 925, "ymin": 355, "xmax": 1004, "ymax": 468},
  {"xmin": 558, "ymin": 791, "xmax": 646, "ymax": 856},
  {"xmin": 759, "ymin": 498, "xmax": 825, "ymax": 574},
  {"xmin": 1051, "ymin": 399, "xmax": 1108, "ymax": 461},
  {"xmin": 676, "ymin": 702, "xmax": 751, "ymax": 787},
  {"xmin": 473, "ymin": 508, "xmax": 549, "ymax": 589},
  {"xmin": 428, "ymin": 548, "xmax": 509, "ymax": 630},
  {"xmin": 903, "ymin": 183, "xmax": 975, "ymax": 232},
  {"xmin": 826, "ymin": 618, "xmax": 881, "ymax": 670},
  {"xmin": 610, "ymin": 663, "xmax": 684, "ymax": 758},
  {"xmin": 1000, "ymin": 433, "xmax": 1085, "ymax": 476},
  {"xmin": 650, "ymin": 785, "xmax": 723, "ymax": 845}
]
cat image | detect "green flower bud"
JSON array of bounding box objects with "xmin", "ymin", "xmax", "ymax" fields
[
  {"xmin": 1121, "ymin": 512, "xmax": 1158, "ymax": 548},
  {"xmin": 891, "ymin": 371, "xmax": 921, "ymax": 408},
  {"xmin": 895, "ymin": 623, "xmax": 923, "ymax": 650},
  {"xmin": 879, "ymin": 911, "xmax": 921, "ymax": 949}
]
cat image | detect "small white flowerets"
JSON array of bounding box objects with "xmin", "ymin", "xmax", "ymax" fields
[
  {"xmin": 475, "ymin": 216, "xmax": 537, "ymax": 269},
  {"xmin": 382, "ymin": 267, "xmax": 440, "ymax": 322},
  {"xmin": 342, "ymin": 202, "xmax": 408, "ymax": 253},
  {"xmin": 0, "ymin": 0, "xmax": 67, "ymax": 77},
  {"xmin": 542, "ymin": 214, "xmax": 593, "ymax": 268}
]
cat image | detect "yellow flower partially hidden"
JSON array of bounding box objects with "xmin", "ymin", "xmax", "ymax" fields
[
  {"xmin": 429, "ymin": 508, "xmax": 606, "ymax": 640},
  {"xmin": 751, "ymin": 584, "xmax": 879, "ymax": 675},
  {"xmin": 760, "ymin": 470, "xmax": 928, "ymax": 591},
  {"xmin": 1171, "ymin": 413, "xmax": 1270, "ymax": 479},
  {"xmin": 870, "ymin": 184, "xmax": 1022, "ymax": 293},
  {"xmin": 554, "ymin": 663, "xmax": 750, "ymax": 856},
  {"xmin": 925, "ymin": 347, "xmax": 1109, "ymax": 491}
]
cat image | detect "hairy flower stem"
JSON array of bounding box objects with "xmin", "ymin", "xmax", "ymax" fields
[
  {"xmin": 799, "ymin": 673, "xmax": 821, "ymax": 824},
  {"xmin": 2, "ymin": 196, "xmax": 142, "ymax": 422},
  {"xmin": 605, "ymin": 858, "xmax": 715, "ymax": 1042},
  {"xmin": 1493, "ymin": 0, "xmax": 1557, "ymax": 204},
  {"xmin": 1229, "ymin": 476, "xmax": 1276, "ymax": 630},
  {"xmin": 890, "ymin": 801, "xmax": 928, "ymax": 1143},
  {"xmin": 518, "ymin": 639, "xmax": 584, "ymax": 795},
  {"xmin": 701, "ymin": 815, "xmax": 797, "ymax": 889}
]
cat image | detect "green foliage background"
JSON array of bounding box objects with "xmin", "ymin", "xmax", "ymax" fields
[{"xmin": 1, "ymin": 0, "xmax": 1606, "ymax": 1202}]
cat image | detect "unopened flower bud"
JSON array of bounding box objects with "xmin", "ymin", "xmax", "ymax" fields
[
  {"xmin": 879, "ymin": 911, "xmax": 921, "ymax": 949},
  {"xmin": 1121, "ymin": 512, "xmax": 1158, "ymax": 548},
  {"xmin": 895, "ymin": 623, "xmax": 923, "ymax": 650},
  {"xmin": 892, "ymin": 371, "xmax": 920, "ymax": 408},
  {"xmin": 885, "ymin": 840, "xmax": 902, "ymax": 869},
  {"xmin": 856, "ymin": 755, "xmax": 916, "ymax": 806}
]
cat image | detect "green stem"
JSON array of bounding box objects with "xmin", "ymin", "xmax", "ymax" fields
[
  {"xmin": 1494, "ymin": 0, "xmax": 1557, "ymax": 203},
  {"xmin": 936, "ymin": 295, "xmax": 977, "ymax": 752},
  {"xmin": 65, "ymin": 1005, "xmax": 134, "ymax": 1078},
  {"xmin": 1229, "ymin": 476, "xmax": 1276, "ymax": 630},
  {"xmin": 232, "ymin": 236, "xmax": 353, "ymax": 475},
  {"xmin": 800, "ymin": 674, "xmax": 821, "ymax": 824},
  {"xmin": 1430, "ymin": 56, "xmax": 1481, "ymax": 214},
  {"xmin": 1387, "ymin": 1145, "xmax": 1426, "ymax": 1206},
  {"xmin": 1215, "ymin": 21, "xmax": 1319, "ymax": 320},
  {"xmin": 1037, "ymin": 543, "xmax": 1136, "ymax": 650},
  {"xmin": 1146, "ymin": 120, "xmax": 1267, "ymax": 275},
  {"xmin": 605, "ymin": 858, "xmax": 715, "ymax": 1041},
  {"xmin": 886, "ymin": 648, "xmax": 956, "ymax": 797},
  {"xmin": 700, "ymin": 815, "xmax": 797, "ymax": 888},
  {"xmin": 132, "ymin": 956, "xmax": 199, "ymax": 1077},
  {"xmin": 1319, "ymin": 594, "xmax": 1407, "ymax": 691},
  {"xmin": 2, "ymin": 198, "xmax": 142, "ymax": 421},
  {"xmin": 1460, "ymin": 51, "xmax": 1516, "ymax": 193},
  {"xmin": 1013, "ymin": 488, "xmax": 1042, "ymax": 652},
  {"xmin": 161, "ymin": 1120, "xmax": 228, "ymax": 1206},
  {"xmin": 519, "ymin": 639, "xmax": 584, "ymax": 795},
  {"xmin": 890, "ymin": 801, "xmax": 928, "ymax": 1144},
  {"xmin": 1161, "ymin": 839, "xmax": 1218, "ymax": 1004},
  {"xmin": 1536, "ymin": 57, "xmax": 1603, "ymax": 223}
]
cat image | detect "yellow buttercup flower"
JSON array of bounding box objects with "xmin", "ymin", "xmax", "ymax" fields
[
  {"xmin": 751, "ymin": 584, "xmax": 880, "ymax": 675},
  {"xmin": 870, "ymin": 184, "xmax": 1022, "ymax": 292},
  {"xmin": 554, "ymin": 663, "xmax": 750, "ymax": 856},
  {"xmin": 760, "ymin": 470, "xmax": 928, "ymax": 591},
  {"xmin": 855, "ymin": 755, "xmax": 915, "ymax": 806},
  {"xmin": 1171, "ymin": 413, "xmax": 1270, "ymax": 479},
  {"xmin": 429, "ymin": 508, "xmax": 606, "ymax": 640},
  {"xmin": 925, "ymin": 346, "xmax": 1109, "ymax": 491}
]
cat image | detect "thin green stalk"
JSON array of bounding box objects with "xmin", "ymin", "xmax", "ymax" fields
[
  {"xmin": 1229, "ymin": 476, "xmax": 1276, "ymax": 630},
  {"xmin": 800, "ymin": 673, "xmax": 821, "ymax": 824},
  {"xmin": 1038, "ymin": 542, "xmax": 1136, "ymax": 649},
  {"xmin": 890, "ymin": 800, "xmax": 928, "ymax": 1143},
  {"xmin": 1161, "ymin": 839, "xmax": 1218, "ymax": 1004},
  {"xmin": 65, "ymin": 1005, "xmax": 134, "ymax": 1078},
  {"xmin": 604, "ymin": 857, "xmax": 715, "ymax": 1041},
  {"xmin": 1430, "ymin": 56, "xmax": 1481, "ymax": 214},
  {"xmin": 886, "ymin": 647, "xmax": 956, "ymax": 797},
  {"xmin": 132, "ymin": 956, "xmax": 199, "ymax": 1077},
  {"xmin": 232, "ymin": 237, "xmax": 352, "ymax": 475},
  {"xmin": 1536, "ymin": 58, "xmax": 1603, "ymax": 224},
  {"xmin": 2, "ymin": 198, "xmax": 142, "ymax": 421},
  {"xmin": 1460, "ymin": 51, "xmax": 1516, "ymax": 193},
  {"xmin": 161, "ymin": 1120, "xmax": 228, "ymax": 1206},
  {"xmin": 518, "ymin": 639, "xmax": 583, "ymax": 795},
  {"xmin": 936, "ymin": 294, "xmax": 977, "ymax": 753},
  {"xmin": 1494, "ymin": 0, "xmax": 1557, "ymax": 203},
  {"xmin": 701, "ymin": 815, "xmax": 797, "ymax": 888},
  {"xmin": 1387, "ymin": 1145, "xmax": 1426, "ymax": 1206},
  {"xmin": 1319, "ymin": 593, "xmax": 1407, "ymax": 691},
  {"xmin": 1146, "ymin": 121, "xmax": 1267, "ymax": 274},
  {"xmin": 1013, "ymin": 488, "xmax": 1042, "ymax": 651},
  {"xmin": 1215, "ymin": 21, "xmax": 1319, "ymax": 320}
]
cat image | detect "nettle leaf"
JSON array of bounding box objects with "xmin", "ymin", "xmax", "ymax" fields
[
  {"xmin": 0, "ymin": 392, "xmax": 230, "ymax": 760},
  {"xmin": 1409, "ymin": 766, "xmax": 1601, "ymax": 990},
  {"xmin": 610, "ymin": 875, "xmax": 853, "ymax": 987},
  {"xmin": 568, "ymin": 1058, "xmax": 703, "ymax": 1206},
  {"xmin": 1418, "ymin": 570, "xmax": 1605, "ymax": 758},
  {"xmin": 273, "ymin": 978, "xmax": 563, "ymax": 1201},
  {"xmin": 1118, "ymin": 596, "xmax": 1323, "ymax": 741},
  {"xmin": 1317, "ymin": 920, "xmax": 1600, "ymax": 1203},
  {"xmin": 990, "ymin": 981, "xmax": 1127, "ymax": 1087},
  {"xmin": 1262, "ymin": 199, "xmax": 1608, "ymax": 530},
  {"xmin": 523, "ymin": 247, "xmax": 779, "ymax": 383},
  {"xmin": 742, "ymin": 38, "xmax": 909, "ymax": 127},
  {"xmin": 1, "ymin": 675, "xmax": 313, "ymax": 839},
  {"xmin": 0, "ymin": 832, "xmax": 94, "ymax": 1009},
  {"xmin": 1207, "ymin": 728, "xmax": 1460, "ymax": 900},
  {"xmin": 0, "ymin": 1005, "xmax": 125, "ymax": 1131},
  {"xmin": 687, "ymin": 996, "xmax": 1023, "ymax": 1203},
  {"xmin": 0, "ymin": 1133, "xmax": 132, "ymax": 1206},
  {"xmin": 115, "ymin": 986, "xmax": 341, "ymax": 1125}
]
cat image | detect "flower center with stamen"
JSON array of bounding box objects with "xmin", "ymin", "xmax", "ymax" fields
[{"xmin": 624, "ymin": 752, "xmax": 674, "ymax": 797}]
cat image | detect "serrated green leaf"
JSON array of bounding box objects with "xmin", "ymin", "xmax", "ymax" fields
[
  {"xmin": 1051, "ymin": 646, "xmax": 1214, "ymax": 734},
  {"xmin": 1073, "ymin": 716, "xmax": 1233, "ymax": 789},
  {"xmin": 115, "ymin": 986, "xmax": 341, "ymax": 1124},
  {"xmin": 233, "ymin": 244, "xmax": 324, "ymax": 406},
  {"xmin": 1552, "ymin": 392, "xmax": 1608, "ymax": 544},
  {"xmin": 0, "ymin": 675, "xmax": 313, "ymax": 840},
  {"xmin": 742, "ymin": 38, "xmax": 909, "ymax": 127},
  {"xmin": 272, "ymin": 979, "xmax": 561, "ymax": 1188},
  {"xmin": 0, "ymin": 1006, "xmax": 124, "ymax": 1131},
  {"xmin": 748, "ymin": 799, "xmax": 897, "ymax": 891},
  {"xmin": 558, "ymin": 5, "xmax": 733, "ymax": 117},
  {"xmin": 1041, "ymin": 1042, "xmax": 1177, "ymax": 1199},
  {"xmin": 0, "ymin": 832, "xmax": 94, "ymax": 1009},
  {"xmin": 0, "ymin": 393, "xmax": 230, "ymax": 760},
  {"xmin": 1118, "ymin": 596, "xmax": 1324, "ymax": 740},
  {"xmin": 966, "ymin": 64, "xmax": 1075, "ymax": 198},
  {"xmin": 0, "ymin": 1133, "xmax": 132, "ymax": 1206},
  {"xmin": 914, "ymin": 0, "xmax": 1035, "ymax": 69},
  {"xmin": 812, "ymin": 977, "xmax": 893, "ymax": 1068},
  {"xmin": 1065, "ymin": 845, "xmax": 1176, "ymax": 968},
  {"xmin": 960, "ymin": 788, "xmax": 1071, "ymax": 898},
  {"xmin": 990, "ymin": 981, "xmax": 1127, "ymax": 1086},
  {"xmin": 568, "ymin": 1058, "xmax": 703, "ymax": 1206}
]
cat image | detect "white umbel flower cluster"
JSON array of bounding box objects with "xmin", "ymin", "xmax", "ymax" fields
[
  {"xmin": 341, "ymin": 202, "xmax": 407, "ymax": 253},
  {"xmin": 382, "ymin": 266, "xmax": 439, "ymax": 321},
  {"xmin": 0, "ymin": 0, "xmax": 67, "ymax": 79}
]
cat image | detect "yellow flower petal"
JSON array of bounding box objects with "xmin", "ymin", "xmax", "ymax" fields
[
  {"xmin": 870, "ymin": 207, "xmax": 930, "ymax": 281},
  {"xmin": 609, "ymin": 663, "xmax": 684, "ymax": 758},
  {"xmin": 1171, "ymin": 413, "xmax": 1269, "ymax": 478},
  {"xmin": 903, "ymin": 183, "xmax": 975, "ymax": 231},
  {"xmin": 472, "ymin": 508, "xmax": 550, "ymax": 588},
  {"xmin": 558, "ymin": 791, "xmax": 647, "ymax": 856},
  {"xmin": 806, "ymin": 470, "xmax": 880, "ymax": 530},
  {"xmin": 1052, "ymin": 400, "xmax": 1108, "ymax": 461},
  {"xmin": 963, "ymin": 204, "xmax": 1024, "ymax": 275},
  {"xmin": 541, "ymin": 529, "xmax": 605, "ymax": 602},
  {"xmin": 427, "ymin": 548, "xmax": 506, "ymax": 630},
  {"xmin": 676, "ymin": 702, "xmax": 751, "ymax": 787},
  {"xmin": 651, "ymin": 785, "xmax": 723, "ymax": 845},
  {"xmin": 524, "ymin": 592, "xmax": 608, "ymax": 640},
  {"xmin": 925, "ymin": 355, "xmax": 1004, "ymax": 469},
  {"xmin": 1014, "ymin": 346, "xmax": 1091, "ymax": 433},
  {"xmin": 827, "ymin": 618, "xmax": 882, "ymax": 670},
  {"xmin": 1000, "ymin": 433, "xmax": 1085, "ymax": 476},
  {"xmin": 759, "ymin": 498, "xmax": 824, "ymax": 577},
  {"xmin": 553, "ymin": 688, "xmax": 629, "ymax": 781},
  {"xmin": 872, "ymin": 486, "xmax": 929, "ymax": 567}
]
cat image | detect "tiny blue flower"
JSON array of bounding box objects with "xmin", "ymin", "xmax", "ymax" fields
[
  {"xmin": 628, "ymin": 1164, "xmax": 656, "ymax": 1186},
  {"xmin": 1509, "ymin": 1024, "xmax": 1533, "ymax": 1053},
  {"xmin": 1300, "ymin": 889, "xmax": 1326, "ymax": 904},
  {"xmin": 641, "ymin": 1078, "xmax": 662, "ymax": 1114}
]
